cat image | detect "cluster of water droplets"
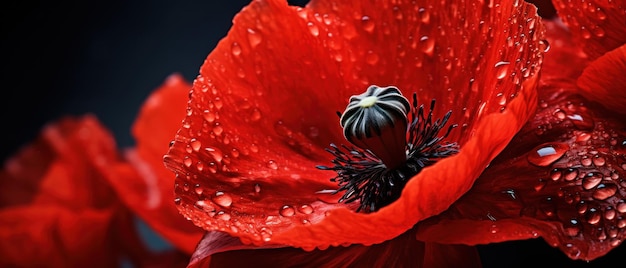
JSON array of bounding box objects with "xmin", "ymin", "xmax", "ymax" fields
[
  {"xmin": 518, "ymin": 96, "xmax": 626, "ymax": 258},
  {"xmin": 553, "ymin": 0, "xmax": 625, "ymax": 59}
]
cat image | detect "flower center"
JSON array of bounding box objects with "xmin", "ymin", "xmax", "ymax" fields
[{"xmin": 317, "ymin": 85, "xmax": 459, "ymax": 213}]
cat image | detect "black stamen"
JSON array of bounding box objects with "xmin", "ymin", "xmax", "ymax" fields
[{"xmin": 318, "ymin": 93, "xmax": 459, "ymax": 213}]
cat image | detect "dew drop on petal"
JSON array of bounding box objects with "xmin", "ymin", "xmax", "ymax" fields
[
  {"xmin": 267, "ymin": 160, "xmax": 278, "ymax": 170},
  {"xmin": 231, "ymin": 42, "xmax": 242, "ymax": 56},
  {"xmin": 203, "ymin": 110, "xmax": 216, "ymax": 123},
  {"xmin": 361, "ymin": 16, "xmax": 375, "ymax": 33},
  {"xmin": 365, "ymin": 50, "xmax": 379, "ymax": 65},
  {"xmin": 279, "ymin": 205, "xmax": 295, "ymax": 217},
  {"xmin": 582, "ymin": 173, "xmax": 602, "ymax": 190},
  {"xmin": 183, "ymin": 156, "xmax": 193, "ymax": 167},
  {"xmin": 418, "ymin": 7, "xmax": 430, "ymax": 23},
  {"xmin": 213, "ymin": 191, "xmax": 233, "ymax": 207},
  {"xmin": 307, "ymin": 22, "xmax": 319, "ymax": 36},
  {"xmin": 298, "ymin": 204, "xmax": 314, "ymax": 214},
  {"xmin": 205, "ymin": 147, "xmax": 223, "ymax": 163},
  {"xmin": 215, "ymin": 211, "xmax": 231, "ymax": 221},
  {"xmin": 494, "ymin": 61, "xmax": 511, "ymax": 79},
  {"xmin": 527, "ymin": 142, "xmax": 569, "ymax": 167},
  {"xmin": 247, "ymin": 28, "xmax": 262, "ymax": 48},
  {"xmin": 419, "ymin": 36, "xmax": 435, "ymax": 56},
  {"xmin": 568, "ymin": 114, "xmax": 595, "ymax": 130},
  {"xmin": 593, "ymin": 184, "xmax": 617, "ymax": 200},
  {"xmin": 190, "ymin": 138, "xmax": 201, "ymax": 152}
]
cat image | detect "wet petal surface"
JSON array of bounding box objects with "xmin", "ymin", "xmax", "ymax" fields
[
  {"xmin": 552, "ymin": 0, "xmax": 626, "ymax": 60},
  {"xmin": 415, "ymin": 21, "xmax": 626, "ymax": 261},
  {"xmin": 165, "ymin": 0, "xmax": 545, "ymax": 249}
]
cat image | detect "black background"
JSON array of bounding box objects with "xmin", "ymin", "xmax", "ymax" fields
[{"xmin": 2, "ymin": 0, "xmax": 623, "ymax": 267}]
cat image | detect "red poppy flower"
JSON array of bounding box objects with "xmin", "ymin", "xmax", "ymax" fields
[
  {"xmin": 0, "ymin": 116, "xmax": 191, "ymax": 267},
  {"xmin": 161, "ymin": 0, "xmax": 548, "ymax": 266}
]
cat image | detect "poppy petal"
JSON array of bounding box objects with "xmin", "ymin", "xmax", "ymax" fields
[
  {"xmin": 0, "ymin": 116, "xmax": 127, "ymax": 267},
  {"xmin": 188, "ymin": 228, "xmax": 480, "ymax": 268},
  {"xmin": 0, "ymin": 206, "xmax": 117, "ymax": 267},
  {"xmin": 577, "ymin": 44, "xmax": 626, "ymax": 114},
  {"xmin": 165, "ymin": 0, "xmax": 545, "ymax": 249},
  {"xmin": 414, "ymin": 22, "xmax": 626, "ymax": 261},
  {"xmin": 552, "ymin": 0, "xmax": 626, "ymax": 59},
  {"xmin": 103, "ymin": 74, "xmax": 204, "ymax": 254}
]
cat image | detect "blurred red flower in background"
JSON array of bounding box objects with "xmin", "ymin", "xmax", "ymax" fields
[{"xmin": 1, "ymin": 0, "xmax": 624, "ymax": 267}]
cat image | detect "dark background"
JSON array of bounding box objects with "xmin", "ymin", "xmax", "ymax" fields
[{"xmin": 2, "ymin": 0, "xmax": 622, "ymax": 267}]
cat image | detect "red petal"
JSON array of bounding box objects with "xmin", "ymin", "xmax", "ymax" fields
[
  {"xmin": 0, "ymin": 116, "xmax": 126, "ymax": 267},
  {"xmin": 552, "ymin": 0, "xmax": 626, "ymax": 60},
  {"xmin": 104, "ymin": 74, "xmax": 204, "ymax": 254},
  {"xmin": 415, "ymin": 21, "xmax": 626, "ymax": 261},
  {"xmin": 0, "ymin": 206, "xmax": 117, "ymax": 267},
  {"xmin": 188, "ymin": 228, "xmax": 480, "ymax": 268},
  {"xmin": 165, "ymin": 0, "xmax": 546, "ymax": 249},
  {"xmin": 577, "ymin": 44, "xmax": 626, "ymax": 114}
]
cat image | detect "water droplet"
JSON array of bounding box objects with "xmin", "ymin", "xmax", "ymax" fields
[
  {"xmin": 254, "ymin": 183, "xmax": 261, "ymax": 193},
  {"xmin": 618, "ymin": 202, "xmax": 626, "ymax": 213},
  {"xmin": 361, "ymin": 16, "xmax": 375, "ymax": 33},
  {"xmin": 554, "ymin": 109, "xmax": 566, "ymax": 119},
  {"xmin": 247, "ymin": 28, "xmax": 262, "ymax": 48},
  {"xmin": 568, "ymin": 114, "xmax": 594, "ymax": 130},
  {"xmin": 190, "ymin": 139, "xmax": 201, "ymax": 152},
  {"xmin": 605, "ymin": 208, "xmax": 616, "ymax": 220},
  {"xmin": 267, "ymin": 160, "xmax": 278, "ymax": 170},
  {"xmin": 279, "ymin": 205, "xmax": 295, "ymax": 217},
  {"xmin": 593, "ymin": 155, "xmax": 606, "ymax": 166},
  {"xmin": 418, "ymin": 7, "xmax": 430, "ymax": 23},
  {"xmin": 194, "ymin": 184, "xmax": 204, "ymax": 195},
  {"xmin": 213, "ymin": 191, "xmax": 233, "ymax": 207},
  {"xmin": 215, "ymin": 211, "xmax": 231, "ymax": 220},
  {"xmin": 582, "ymin": 173, "xmax": 602, "ymax": 190},
  {"xmin": 539, "ymin": 39, "xmax": 550, "ymax": 52},
  {"xmin": 494, "ymin": 61, "xmax": 511, "ymax": 79},
  {"xmin": 593, "ymin": 184, "xmax": 617, "ymax": 200},
  {"xmin": 586, "ymin": 208, "xmax": 601, "ymax": 224},
  {"xmin": 203, "ymin": 110, "xmax": 216, "ymax": 123},
  {"xmin": 419, "ymin": 36, "xmax": 435, "ymax": 56},
  {"xmin": 527, "ymin": 142, "xmax": 569, "ymax": 167},
  {"xmin": 298, "ymin": 204, "xmax": 314, "ymax": 214},
  {"xmin": 212, "ymin": 125, "xmax": 224, "ymax": 136},
  {"xmin": 183, "ymin": 156, "xmax": 193, "ymax": 167},
  {"xmin": 550, "ymin": 169, "xmax": 562, "ymax": 181},
  {"xmin": 205, "ymin": 147, "xmax": 223, "ymax": 162},
  {"xmin": 307, "ymin": 22, "xmax": 319, "ymax": 36},
  {"xmin": 576, "ymin": 132, "xmax": 591, "ymax": 142},
  {"xmin": 564, "ymin": 168, "xmax": 579, "ymax": 181},
  {"xmin": 496, "ymin": 92, "xmax": 506, "ymax": 105},
  {"xmin": 174, "ymin": 196, "xmax": 182, "ymax": 205},
  {"xmin": 365, "ymin": 50, "xmax": 379, "ymax": 65},
  {"xmin": 231, "ymin": 42, "xmax": 242, "ymax": 56},
  {"xmin": 490, "ymin": 224, "xmax": 499, "ymax": 234}
]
